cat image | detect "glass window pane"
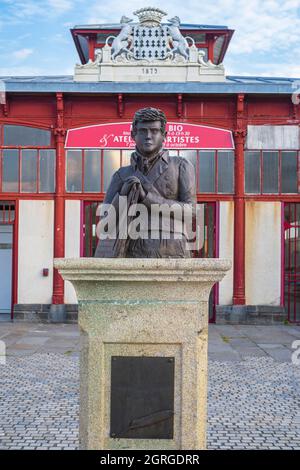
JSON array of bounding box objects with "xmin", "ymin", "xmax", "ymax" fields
[
  {"xmin": 39, "ymin": 150, "xmax": 55, "ymax": 192},
  {"xmin": 262, "ymin": 151, "xmax": 279, "ymax": 193},
  {"xmin": 4, "ymin": 125, "xmax": 51, "ymax": 146},
  {"xmin": 66, "ymin": 150, "xmax": 82, "ymax": 192},
  {"xmin": 180, "ymin": 150, "xmax": 197, "ymax": 174},
  {"xmin": 84, "ymin": 150, "xmax": 101, "ymax": 192},
  {"xmin": 103, "ymin": 150, "xmax": 121, "ymax": 192},
  {"xmin": 281, "ymin": 151, "xmax": 298, "ymax": 193},
  {"xmin": 199, "ymin": 151, "xmax": 215, "ymax": 193},
  {"xmin": 245, "ymin": 151, "xmax": 261, "ymax": 193},
  {"xmin": 217, "ymin": 151, "xmax": 234, "ymax": 193},
  {"xmin": 21, "ymin": 149, "xmax": 37, "ymax": 193},
  {"xmin": 121, "ymin": 150, "xmax": 133, "ymax": 167},
  {"xmin": 2, "ymin": 149, "xmax": 19, "ymax": 192}
]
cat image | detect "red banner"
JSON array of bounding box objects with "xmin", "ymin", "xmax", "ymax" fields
[{"xmin": 65, "ymin": 122, "xmax": 234, "ymax": 149}]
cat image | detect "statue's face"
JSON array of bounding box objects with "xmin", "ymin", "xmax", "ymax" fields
[{"xmin": 131, "ymin": 120, "xmax": 166, "ymax": 157}]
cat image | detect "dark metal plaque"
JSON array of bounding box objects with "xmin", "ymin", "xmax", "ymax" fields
[{"xmin": 110, "ymin": 356, "xmax": 175, "ymax": 439}]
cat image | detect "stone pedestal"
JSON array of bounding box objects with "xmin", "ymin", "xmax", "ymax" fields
[{"xmin": 54, "ymin": 258, "xmax": 231, "ymax": 450}]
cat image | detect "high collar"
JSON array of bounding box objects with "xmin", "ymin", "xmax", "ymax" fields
[{"xmin": 130, "ymin": 148, "xmax": 168, "ymax": 172}]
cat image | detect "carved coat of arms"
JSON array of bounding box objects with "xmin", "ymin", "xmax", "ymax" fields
[
  {"xmin": 105, "ymin": 7, "xmax": 194, "ymax": 63},
  {"xmin": 75, "ymin": 6, "xmax": 226, "ymax": 83},
  {"xmin": 132, "ymin": 24, "xmax": 169, "ymax": 60}
]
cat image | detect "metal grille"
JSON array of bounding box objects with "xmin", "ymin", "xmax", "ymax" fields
[
  {"xmin": 0, "ymin": 201, "xmax": 15, "ymax": 224},
  {"xmin": 284, "ymin": 203, "xmax": 300, "ymax": 322},
  {"xmin": 192, "ymin": 202, "xmax": 216, "ymax": 322},
  {"xmin": 83, "ymin": 201, "xmax": 99, "ymax": 257}
]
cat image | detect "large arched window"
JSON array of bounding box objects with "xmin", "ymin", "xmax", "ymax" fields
[{"xmin": 0, "ymin": 125, "xmax": 55, "ymax": 193}]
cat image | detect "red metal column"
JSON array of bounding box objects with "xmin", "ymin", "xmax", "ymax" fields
[
  {"xmin": 52, "ymin": 93, "xmax": 66, "ymax": 304},
  {"xmin": 233, "ymin": 94, "xmax": 247, "ymax": 305},
  {"xmin": 88, "ymin": 35, "xmax": 96, "ymax": 61},
  {"xmin": 207, "ymin": 35, "xmax": 214, "ymax": 62},
  {"xmin": 233, "ymin": 130, "xmax": 246, "ymax": 304},
  {"xmin": 12, "ymin": 199, "xmax": 19, "ymax": 320}
]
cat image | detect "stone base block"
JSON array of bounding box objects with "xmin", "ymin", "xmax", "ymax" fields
[
  {"xmin": 55, "ymin": 258, "xmax": 231, "ymax": 450},
  {"xmin": 13, "ymin": 304, "xmax": 78, "ymax": 323},
  {"xmin": 216, "ymin": 305, "xmax": 287, "ymax": 325}
]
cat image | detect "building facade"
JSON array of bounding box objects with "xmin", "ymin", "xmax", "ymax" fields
[{"xmin": 0, "ymin": 7, "xmax": 299, "ymax": 323}]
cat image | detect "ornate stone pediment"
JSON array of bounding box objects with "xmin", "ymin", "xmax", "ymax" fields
[{"xmin": 74, "ymin": 7, "xmax": 225, "ymax": 83}]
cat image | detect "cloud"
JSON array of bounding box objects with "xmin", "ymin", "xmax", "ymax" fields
[
  {"xmin": 47, "ymin": 0, "xmax": 73, "ymax": 14},
  {"xmin": 0, "ymin": 64, "xmax": 74, "ymax": 76},
  {"xmin": 4, "ymin": 1, "xmax": 46, "ymax": 20},
  {"xmin": 85, "ymin": 0, "xmax": 300, "ymax": 53},
  {"xmin": 225, "ymin": 1, "xmax": 300, "ymax": 55},
  {"xmin": 1, "ymin": 0, "xmax": 75, "ymax": 24},
  {"xmin": 83, "ymin": 0, "xmax": 300, "ymax": 77},
  {"xmin": 226, "ymin": 64, "xmax": 300, "ymax": 78},
  {"xmin": 51, "ymin": 33, "xmax": 70, "ymax": 44},
  {"xmin": 12, "ymin": 48, "xmax": 33, "ymax": 60},
  {"xmin": 1, "ymin": 0, "xmax": 299, "ymax": 77},
  {"xmin": 0, "ymin": 66, "xmax": 42, "ymax": 76}
]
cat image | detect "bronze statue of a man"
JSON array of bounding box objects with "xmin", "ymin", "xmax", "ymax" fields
[{"xmin": 94, "ymin": 107, "xmax": 196, "ymax": 258}]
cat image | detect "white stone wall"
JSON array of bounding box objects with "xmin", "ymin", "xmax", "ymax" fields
[
  {"xmin": 64, "ymin": 200, "xmax": 81, "ymax": 304},
  {"xmin": 245, "ymin": 201, "xmax": 282, "ymax": 305},
  {"xmin": 18, "ymin": 200, "xmax": 54, "ymax": 304},
  {"xmin": 218, "ymin": 201, "xmax": 234, "ymax": 305}
]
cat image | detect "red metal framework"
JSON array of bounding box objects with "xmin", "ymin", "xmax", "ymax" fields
[
  {"xmin": 52, "ymin": 93, "xmax": 66, "ymax": 305},
  {"xmin": 245, "ymin": 150, "xmax": 300, "ymax": 195},
  {"xmin": 0, "ymin": 200, "xmax": 15, "ymax": 224},
  {"xmin": 0, "ymin": 148, "xmax": 56, "ymax": 194},
  {"xmin": 65, "ymin": 148, "xmax": 235, "ymax": 194},
  {"xmin": 284, "ymin": 202, "xmax": 300, "ymax": 323},
  {"xmin": 233, "ymin": 129, "xmax": 246, "ymax": 305},
  {"xmin": 0, "ymin": 123, "xmax": 56, "ymax": 195},
  {"xmin": 0, "ymin": 90, "xmax": 298, "ymax": 321}
]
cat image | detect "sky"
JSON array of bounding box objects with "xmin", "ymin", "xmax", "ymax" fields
[{"xmin": 0, "ymin": 0, "xmax": 299, "ymax": 78}]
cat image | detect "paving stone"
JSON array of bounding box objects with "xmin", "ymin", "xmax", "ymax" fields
[
  {"xmin": 0, "ymin": 324, "xmax": 299, "ymax": 449},
  {"xmin": 207, "ymin": 356, "xmax": 300, "ymax": 449}
]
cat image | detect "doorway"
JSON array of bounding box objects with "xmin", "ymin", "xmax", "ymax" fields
[
  {"xmin": 0, "ymin": 201, "xmax": 15, "ymax": 317},
  {"xmin": 284, "ymin": 203, "xmax": 300, "ymax": 322}
]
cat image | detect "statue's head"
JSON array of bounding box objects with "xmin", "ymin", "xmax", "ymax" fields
[{"xmin": 131, "ymin": 107, "xmax": 167, "ymax": 157}]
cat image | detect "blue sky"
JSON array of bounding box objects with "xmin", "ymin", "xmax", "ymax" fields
[{"xmin": 0, "ymin": 0, "xmax": 299, "ymax": 77}]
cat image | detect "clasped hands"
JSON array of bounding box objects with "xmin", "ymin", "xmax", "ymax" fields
[{"xmin": 119, "ymin": 175, "xmax": 146, "ymax": 201}]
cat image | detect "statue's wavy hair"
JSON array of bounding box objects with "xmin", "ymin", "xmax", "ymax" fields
[{"xmin": 131, "ymin": 107, "xmax": 167, "ymax": 135}]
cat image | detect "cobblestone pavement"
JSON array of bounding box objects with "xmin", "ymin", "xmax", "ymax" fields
[{"xmin": 0, "ymin": 323, "xmax": 300, "ymax": 450}]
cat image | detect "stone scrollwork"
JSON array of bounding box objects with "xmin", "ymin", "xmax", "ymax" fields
[
  {"xmin": 75, "ymin": 58, "xmax": 99, "ymax": 69},
  {"xmin": 198, "ymin": 50, "xmax": 224, "ymax": 69},
  {"xmin": 94, "ymin": 48, "xmax": 103, "ymax": 64}
]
